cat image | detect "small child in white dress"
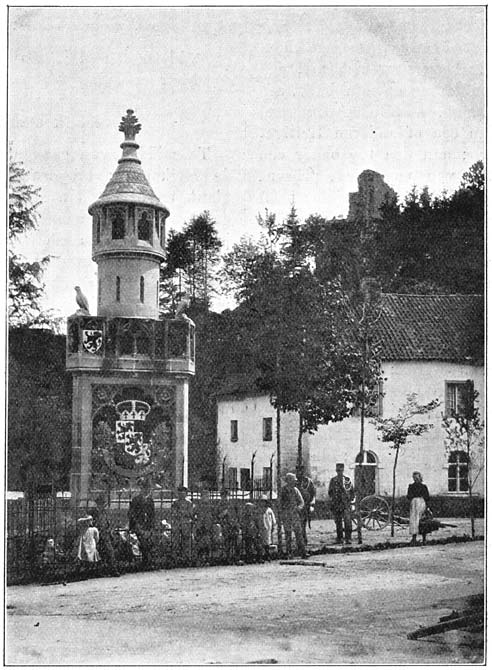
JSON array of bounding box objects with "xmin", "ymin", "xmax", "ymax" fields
[
  {"xmin": 77, "ymin": 515, "xmax": 100, "ymax": 564},
  {"xmin": 257, "ymin": 495, "xmax": 277, "ymax": 560}
]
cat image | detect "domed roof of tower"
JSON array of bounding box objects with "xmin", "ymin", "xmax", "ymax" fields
[{"xmin": 88, "ymin": 110, "xmax": 169, "ymax": 215}]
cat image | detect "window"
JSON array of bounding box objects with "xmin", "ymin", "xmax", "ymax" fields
[
  {"xmin": 262, "ymin": 417, "xmax": 273, "ymax": 441},
  {"xmin": 138, "ymin": 211, "xmax": 151, "ymax": 241},
  {"xmin": 262, "ymin": 467, "xmax": 272, "ymax": 489},
  {"xmin": 227, "ymin": 467, "xmax": 238, "ymax": 490},
  {"xmin": 160, "ymin": 216, "xmax": 165, "ymax": 247},
  {"xmin": 116, "ymin": 276, "xmax": 121, "ymax": 302},
  {"xmin": 111, "ymin": 208, "xmax": 125, "ymax": 239},
  {"xmin": 140, "ymin": 276, "xmax": 145, "ymax": 303},
  {"xmin": 354, "ymin": 450, "xmax": 378, "ymax": 496},
  {"xmin": 448, "ymin": 451, "xmax": 469, "ymax": 492},
  {"xmin": 445, "ymin": 381, "xmax": 474, "ymax": 417},
  {"xmin": 95, "ymin": 214, "xmax": 101, "ymax": 243},
  {"xmin": 128, "ymin": 204, "xmax": 135, "ymax": 230},
  {"xmin": 240, "ymin": 468, "xmax": 251, "ymax": 490},
  {"xmin": 355, "ymin": 450, "xmax": 377, "ymax": 465},
  {"xmin": 230, "ymin": 420, "xmax": 238, "ymax": 442}
]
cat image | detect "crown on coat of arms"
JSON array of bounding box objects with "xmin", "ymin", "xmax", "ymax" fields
[{"xmin": 115, "ymin": 399, "xmax": 151, "ymax": 421}]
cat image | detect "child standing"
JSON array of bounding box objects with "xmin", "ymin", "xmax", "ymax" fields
[
  {"xmin": 257, "ymin": 495, "xmax": 277, "ymax": 560},
  {"xmin": 77, "ymin": 515, "xmax": 100, "ymax": 569}
]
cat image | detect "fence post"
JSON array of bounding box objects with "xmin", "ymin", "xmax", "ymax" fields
[
  {"xmin": 26, "ymin": 491, "xmax": 37, "ymax": 577},
  {"xmin": 250, "ymin": 451, "xmax": 256, "ymax": 501}
]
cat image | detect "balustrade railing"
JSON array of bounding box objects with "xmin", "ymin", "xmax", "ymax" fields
[{"xmin": 66, "ymin": 315, "xmax": 195, "ymax": 369}]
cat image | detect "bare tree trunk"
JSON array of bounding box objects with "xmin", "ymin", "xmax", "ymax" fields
[
  {"xmin": 356, "ymin": 399, "xmax": 365, "ymax": 544},
  {"xmin": 391, "ymin": 445, "xmax": 400, "ymax": 537},
  {"xmin": 297, "ymin": 412, "xmax": 303, "ymax": 473}
]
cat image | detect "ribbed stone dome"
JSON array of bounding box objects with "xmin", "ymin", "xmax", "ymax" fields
[{"xmin": 88, "ymin": 110, "xmax": 169, "ymax": 215}]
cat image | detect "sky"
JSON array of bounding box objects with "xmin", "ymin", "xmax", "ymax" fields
[{"xmin": 8, "ymin": 6, "xmax": 485, "ymax": 321}]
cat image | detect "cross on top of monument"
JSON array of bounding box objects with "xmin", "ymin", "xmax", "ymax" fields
[{"xmin": 119, "ymin": 109, "xmax": 141, "ymax": 141}]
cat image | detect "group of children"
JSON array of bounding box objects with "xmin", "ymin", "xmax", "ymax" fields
[
  {"xmin": 172, "ymin": 487, "xmax": 278, "ymax": 565},
  {"xmin": 40, "ymin": 487, "xmax": 280, "ymax": 573}
]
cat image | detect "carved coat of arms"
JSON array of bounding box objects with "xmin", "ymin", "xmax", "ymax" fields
[
  {"xmin": 115, "ymin": 401, "xmax": 152, "ymax": 467},
  {"xmin": 83, "ymin": 329, "xmax": 103, "ymax": 354}
]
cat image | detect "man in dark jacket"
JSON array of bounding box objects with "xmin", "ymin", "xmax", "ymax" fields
[
  {"xmin": 128, "ymin": 479, "xmax": 155, "ymax": 566},
  {"xmin": 296, "ymin": 466, "xmax": 316, "ymax": 545},
  {"xmin": 280, "ymin": 472, "xmax": 306, "ymax": 558},
  {"xmin": 171, "ymin": 485, "xmax": 194, "ymax": 564},
  {"xmin": 328, "ymin": 463, "xmax": 354, "ymax": 545}
]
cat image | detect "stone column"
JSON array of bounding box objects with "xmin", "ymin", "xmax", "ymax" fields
[
  {"xmin": 70, "ymin": 374, "xmax": 93, "ymax": 509},
  {"xmin": 174, "ymin": 378, "xmax": 189, "ymax": 488},
  {"xmin": 69, "ymin": 374, "xmax": 83, "ymax": 508}
]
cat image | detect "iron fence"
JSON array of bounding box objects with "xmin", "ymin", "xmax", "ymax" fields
[{"xmin": 6, "ymin": 486, "xmax": 280, "ymax": 585}]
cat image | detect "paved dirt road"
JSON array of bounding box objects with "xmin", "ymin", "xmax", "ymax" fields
[{"xmin": 6, "ymin": 541, "xmax": 483, "ymax": 665}]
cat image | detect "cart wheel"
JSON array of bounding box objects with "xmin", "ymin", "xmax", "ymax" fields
[{"xmin": 360, "ymin": 495, "xmax": 390, "ymax": 530}]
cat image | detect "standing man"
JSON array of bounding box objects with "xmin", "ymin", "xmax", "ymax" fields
[
  {"xmin": 296, "ymin": 466, "xmax": 316, "ymax": 546},
  {"xmin": 193, "ymin": 486, "xmax": 216, "ymax": 564},
  {"xmin": 92, "ymin": 492, "xmax": 120, "ymax": 576},
  {"xmin": 128, "ymin": 479, "xmax": 155, "ymax": 566},
  {"xmin": 328, "ymin": 463, "xmax": 354, "ymax": 545},
  {"xmin": 280, "ymin": 472, "xmax": 307, "ymax": 558},
  {"xmin": 170, "ymin": 485, "xmax": 194, "ymax": 564},
  {"xmin": 217, "ymin": 489, "xmax": 241, "ymax": 563}
]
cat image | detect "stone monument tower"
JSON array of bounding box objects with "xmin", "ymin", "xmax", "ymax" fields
[{"xmin": 66, "ymin": 110, "xmax": 195, "ymax": 507}]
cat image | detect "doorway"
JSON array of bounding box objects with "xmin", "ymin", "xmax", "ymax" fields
[{"xmin": 354, "ymin": 451, "xmax": 378, "ymax": 497}]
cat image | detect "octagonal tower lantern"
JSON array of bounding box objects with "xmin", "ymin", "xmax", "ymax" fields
[{"xmin": 67, "ymin": 110, "xmax": 195, "ymax": 508}]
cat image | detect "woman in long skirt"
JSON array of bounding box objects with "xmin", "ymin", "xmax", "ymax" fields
[{"xmin": 407, "ymin": 471, "xmax": 430, "ymax": 545}]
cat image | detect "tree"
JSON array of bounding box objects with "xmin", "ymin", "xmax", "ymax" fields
[
  {"xmin": 160, "ymin": 230, "xmax": 193, "ymax": 314},
  {"xmin": 372, "ymin": 393, "xmax": 440, "ymax": 536},
  {"xmin": 255, "ymin": 269, "xmax": 357, "ymax": 471},
  {"xmin": 304, "ymin": 214, "xmax": 362, "ymax": 295},
  {"xmin": 346, "ymin": 278, "xmax": 385, "ymax": 544},
  {"xmin": 8, "ymin": 330, "xmax": 72, "ymax": 494},
  {"xmin": 442, "ymin": 381, "xmax": 484, "ymax": 538},
  {"xmin": 365, "ymin": 162, "xmax": 484, "ymax": 295},
  {"xmin": 308, "ymin": 161, "xmax": 483, "ymax": 296},
  {"xmin": 186, "ymin": 211, "xmax": 222, "ymax": 304},
  {"xmin": 220, "ymin": 236, "xmax": 269, "ymax": 300},
  {"xmin": 461, "ymin": 160, "xmax": 484, "ymax": 191},
  {"xmin": 162, "ymin": 211, "xmax": 222, "ymax": 309},
  {"xmin": 225, "ymin": 211, "xmax": 360, "ymax": 480},
  {"xmin": 8, "ymin": 158, "xmax": 58, "ymax": 329},
  {"xmin": 220, "ymin": 209, "xmax": 284, "ymax": 301},
  {"xmin": 280, "ymin": 205, "xmax": 306, "ymax": 270}
]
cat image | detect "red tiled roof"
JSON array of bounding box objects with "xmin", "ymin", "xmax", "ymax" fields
[{"xmin": 376, "ymin": 294, "xmax": 483, "ymax": 362}]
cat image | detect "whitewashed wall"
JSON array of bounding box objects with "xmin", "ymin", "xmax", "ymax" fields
[
  {"xmin": 217, "ymin": 394, "xmax": 302, "ymax": 490},
  {"xmin": 217, "ymin": 361, "xmax": 484, "ymax": 499},
  {"xmin": 308, "ymin": 360, "xmax": 484, "ymax": 499}
]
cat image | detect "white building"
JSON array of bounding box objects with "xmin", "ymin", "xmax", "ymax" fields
[{"xmin": 217, "ymin": 294, "xmax": 484, "ymax": 501}]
